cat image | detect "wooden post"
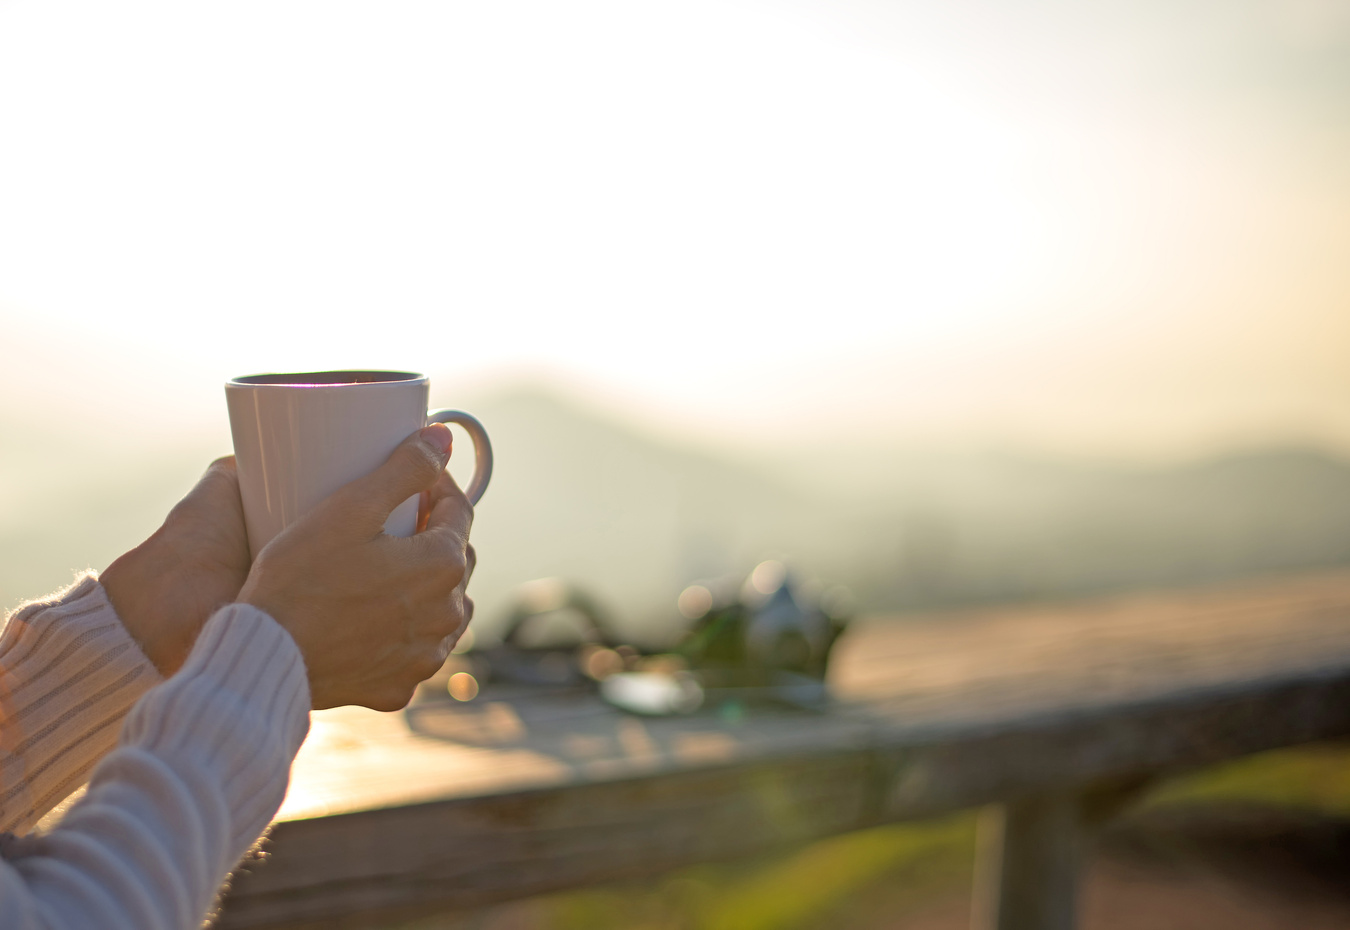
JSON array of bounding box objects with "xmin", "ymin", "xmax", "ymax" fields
[{"xmin": 971, "ymin": 795, "xmax": 1084, "ymax": 930}]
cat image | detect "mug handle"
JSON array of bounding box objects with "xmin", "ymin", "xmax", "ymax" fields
[{"xmin": 426, "ymin": 409, "xmax": 493, "ymax": 505}]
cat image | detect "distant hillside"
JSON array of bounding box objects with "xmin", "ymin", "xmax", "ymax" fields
[
  {"xmin": 0, "ymin": 418, "xmax": 222, "ymax": 618},
  {"xmin": 455, "ymin": 389, "xmax": 821, "ymax": 643},
  {"xmin": 783, "ymin": 446, "xmax": 1350, "ymax": 610},
  {"xmin": 460, "ymin": 390, "xmax": 1350, "ymax": 637},
  {"xmin": 5, "ymin": 388, "xmax": 1350, "ymax": 643}
]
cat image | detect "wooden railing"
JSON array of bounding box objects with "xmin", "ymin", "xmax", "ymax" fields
[{"xmin": 216, "ymin": 570, "xmax": 1350, "ymax": 930}]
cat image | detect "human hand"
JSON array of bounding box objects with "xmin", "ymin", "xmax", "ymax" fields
[
  {"xmin": 238, "ymin": 424, "xmax": 475, "ymax": 711},
  {"xmin": 102, "ymin": 457, "xmax": 252, "ymax": 677}
]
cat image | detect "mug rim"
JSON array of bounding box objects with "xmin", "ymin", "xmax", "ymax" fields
[{"xmin": 228, "ymin": 370, "xmax": 427, "ymax": 387}]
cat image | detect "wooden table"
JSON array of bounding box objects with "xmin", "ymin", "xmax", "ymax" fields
[{"xmin": 216, "ymin": 570, "xmax": 1350, "ymax": 930}]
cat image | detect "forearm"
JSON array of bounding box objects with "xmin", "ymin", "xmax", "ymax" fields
[
  {"xmin": 0, "ymin": 575, "xmax": 160, "ymax": 834},
  {"xmin": 0, "ymin": 603, "xmax": 310, "ymax": 929}
]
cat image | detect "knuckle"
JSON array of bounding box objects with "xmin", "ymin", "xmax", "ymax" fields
[
  {"xmin": 439, "ymin": 550, "xmax": 468, "ymax": 588},
  {"xmin": 443, "ymin": 484, "xmax": 472, "ymax": 520},
  {"xmin": 427, "ymin": 565, "xmax": 458, "ymax": 597},
  {"xmin": 441, "ymin": 630, "xmax": 463, "ymax": 655},
  {"xmin": 415, "ymin": 653, "xmax": 447, "ymax": 681},
  {"xmin": 436, "ymin": 601, "xmax": 464, "ymax": 637}
]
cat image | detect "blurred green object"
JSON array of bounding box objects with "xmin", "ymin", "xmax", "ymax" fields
[
  {"xmin": 654, "ymin": 561, "xmax": 853, "ymax": 712},
  {"xmin": 676, "ymin": 560, "xmax": 851, "ymax": 684},
  {"xmin": 427, "ymin": 565, "xmax": 853, "ymax": 715}
]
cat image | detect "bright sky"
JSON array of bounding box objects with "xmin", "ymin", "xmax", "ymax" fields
[{"xmin": 2, "ymin": 0, "xmax": 1348, "ymax": 458}]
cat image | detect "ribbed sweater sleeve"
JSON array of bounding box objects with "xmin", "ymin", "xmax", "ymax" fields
[
  {"xmin": 0, "ymin": 602, "xmax": 311, "ymax": 930},
  {"xmin": 0, "ymin": 574, "xmax": 161, "ymax": 835}
]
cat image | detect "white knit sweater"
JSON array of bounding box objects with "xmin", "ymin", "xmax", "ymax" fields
[{"xmin": 0, "ymin": 574, "xmax": 310, "ymax": 929}]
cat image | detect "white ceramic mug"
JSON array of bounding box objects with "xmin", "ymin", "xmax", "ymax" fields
[{"xmin": 226, "ymin": 370, "xmax": 492, "ymax": 557}]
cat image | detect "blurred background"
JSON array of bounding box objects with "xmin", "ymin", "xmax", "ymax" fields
[{"xmin": 3, "ymin": 0, "xmax": 1350, "ymax": 927}]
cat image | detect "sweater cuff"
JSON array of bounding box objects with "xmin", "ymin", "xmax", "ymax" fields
[
  {"xmin": 0, "ymin": 574, "xmax": 161, "ymax": 835},
  {"xmin": 119, "ymin": 602, "xmax": 311, "ymax": 852}
]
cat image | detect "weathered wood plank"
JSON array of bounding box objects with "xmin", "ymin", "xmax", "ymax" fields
[
  {"xmin": 219, "ymin": 753, "xmax": 882, "ymax": 929},
  {"xmin": 214, "ymin": 570, "xmax": 1350, "ymax": 929},
  {"xmin": 219, "ymin": 672, "xmax": 1350, "ymax": 929},
  {"xmin": 879, "ymin": 671, "xmax": 1350, "ymax": 819}
]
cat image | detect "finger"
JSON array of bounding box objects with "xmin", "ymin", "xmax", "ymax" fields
[
  {"xmin": 183, "ymin": 456, "xmax": 237, "ymax": 499},
  {"xmin": 337, "ymin": 425, "xmax": 453, "ymax": 530},
  {"xmin": 205, "ymin": 455, "xmax": 237, "ymax": 478},
  {"xmin": 407, "ymin": 497, "xmax": 472, "ymax": 578},
  {"xmin": 417, "ymin": 468, "xmax": 457, "ymax": 533},
  {"xmin": 417, "ymin": 489, "xmax": 431, "ymax": 533},
  {"xmin": 424, "ymin": 467, "xmax": 461, "ymax": 509},
  {"xmin": 444, "ymin": 597, "xmax": 474, "ymax": 649},
  {"xmin": 169, "ymin": 456, "xmax": 242, "ymax": 521},
  {"xmin": 419, "ymin": 480, "xmax": 473, "ymax": 549}
]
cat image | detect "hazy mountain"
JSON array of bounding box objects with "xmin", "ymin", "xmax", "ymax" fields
[
  {"xmin": 0, "ymin": 417, "xmax": 221, "ymax": 618},
  {"xmin": 461, "ymin": 389, "xmax": 1350, "ymax": 638},
  {"xmin": 5, "ymin": 388, "xmax": 1350, "ymax": 644},
  {"xmin": 458, "ymin": 389, "xmax": 824, "ymax": 643},
  {"xmin": 795, "ymin": 446, "xmax": 1350, "ymax": 609}
]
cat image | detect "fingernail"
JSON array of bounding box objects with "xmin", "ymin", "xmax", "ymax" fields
[{"xmin": 420, "ymin": 423, "xmax": 453, "ymax": 456}]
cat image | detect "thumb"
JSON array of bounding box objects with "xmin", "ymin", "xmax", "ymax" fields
[
  {"xmin": 165, "ymin": 455, "xmax": 241, "ymax": 523},
  {"xmin": 338, "ymin": 425, "xmax": 453, "ymax": 529}
]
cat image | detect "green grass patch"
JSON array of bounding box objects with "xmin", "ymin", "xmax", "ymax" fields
[
  {"xmin": 538, "ymin": 814, "xmax": 974, "ymax": 930},
  {"xmin": 1143, "ymin": 743, "xmax": 1350, "ymax": 816}
]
